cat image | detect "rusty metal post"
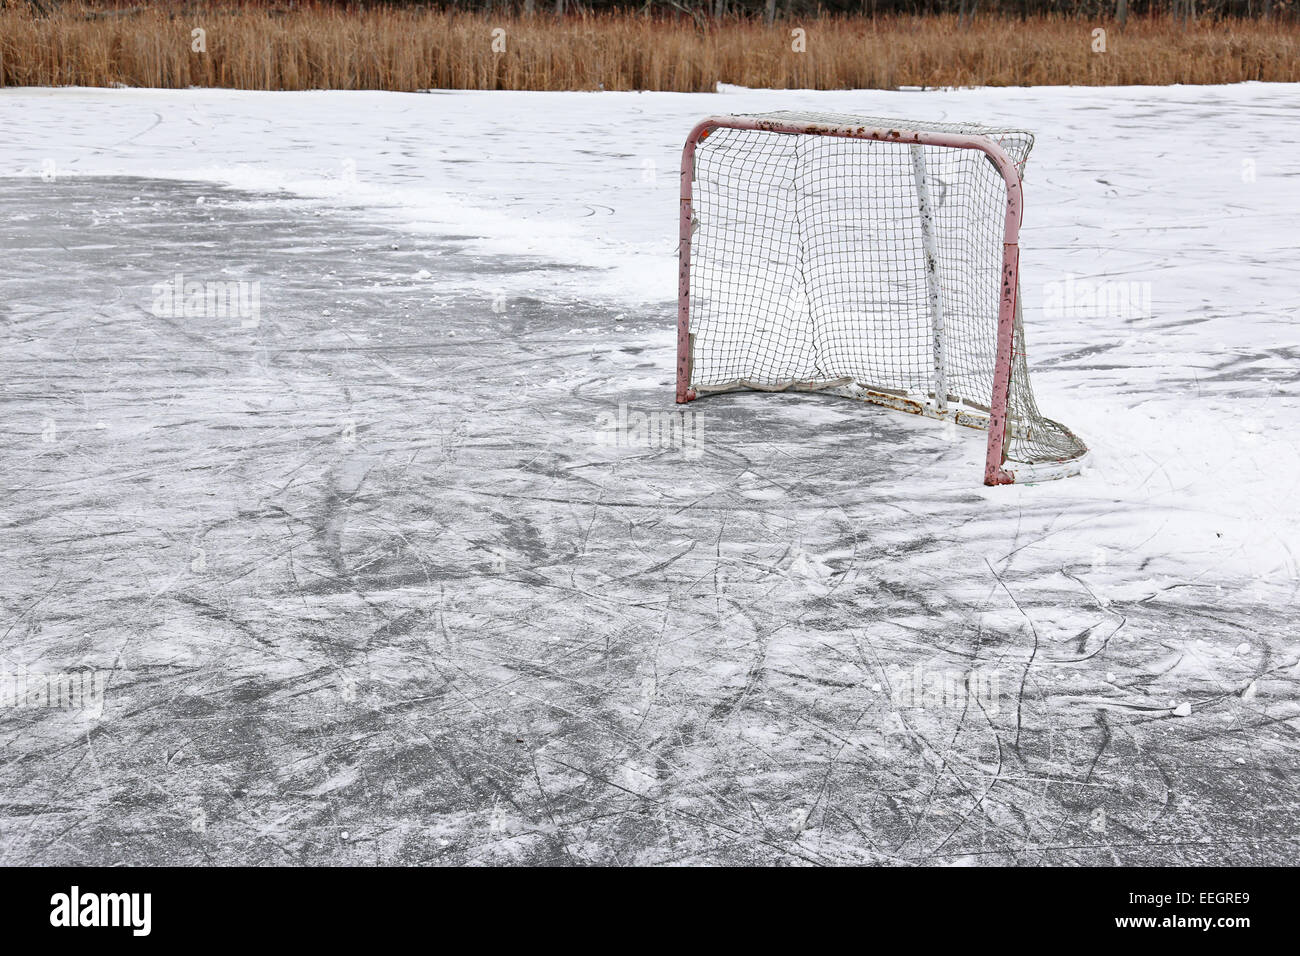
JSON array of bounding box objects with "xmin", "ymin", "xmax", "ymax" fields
[{"xmin": 677, "ymin": 121, "xmax": 712, "ymax": 405}]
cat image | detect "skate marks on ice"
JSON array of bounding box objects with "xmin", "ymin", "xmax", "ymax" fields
[{"xmin": 0, "ymin": 177, "xmax": 1296, "ymax": 865}]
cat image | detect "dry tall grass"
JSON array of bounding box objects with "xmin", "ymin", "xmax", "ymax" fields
[{"xmin": 1, "ymin": 3, "xmax": 1297, "ymax": 90}]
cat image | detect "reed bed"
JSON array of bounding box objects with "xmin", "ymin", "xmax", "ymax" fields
[{"xmin": 2, "ymin": 3, "xmax": 1298, "ymax": 91}]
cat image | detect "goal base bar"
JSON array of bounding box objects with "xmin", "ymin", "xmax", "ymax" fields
[{"xmin": 684, "ymin": 380, "xmax": 1089, "ymax": 485}]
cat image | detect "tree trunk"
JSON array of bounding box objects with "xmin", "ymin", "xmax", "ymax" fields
[
  {"xmin": 765, "ymin": 0, "xmax": 777, "ymax": 24},
  {"xmin": 1116, "ymin": 0, "xmax": 1128, "ymax": 29}
]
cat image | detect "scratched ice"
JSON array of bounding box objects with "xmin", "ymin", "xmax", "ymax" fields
[{"xmin": 0, "ymin": 85, "xmax": 1296, "ymax": 864}]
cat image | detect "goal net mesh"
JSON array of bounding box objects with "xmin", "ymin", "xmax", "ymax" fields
[{"xmin": 687, "ymin": 111, "xmax": 1087, "ymax": 467}]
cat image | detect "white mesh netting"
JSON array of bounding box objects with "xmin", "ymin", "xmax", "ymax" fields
[{"xmin": 686, "ymin": 111, "xmax": 1087, "ymax": 468}]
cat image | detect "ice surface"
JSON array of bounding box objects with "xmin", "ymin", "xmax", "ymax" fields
[{"xmin": 0, "ymin": 85, "xmax": 1297, "ymax": 864}]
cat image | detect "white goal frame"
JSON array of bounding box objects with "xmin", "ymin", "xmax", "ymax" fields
[{"xmin": 676, "ymin": 114, "xmax": 1086, "ymax": 486}]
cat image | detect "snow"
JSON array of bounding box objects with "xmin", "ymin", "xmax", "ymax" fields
[
  {"xmin": 3, "ymin": 85, "xmax": 1297, "ymax": 581},
  {"xmin": 1, "ymin": 83, "xmax": 1297, "ymax": 864}
]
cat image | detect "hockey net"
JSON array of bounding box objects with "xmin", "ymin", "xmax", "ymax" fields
[{"xmin": 681, "ymin": 111, "xmax": 1087, "ymax": 479}]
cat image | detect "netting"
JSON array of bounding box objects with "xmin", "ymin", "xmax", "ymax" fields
[{"xmin": 686, "ymin": 111, "xmax": 1087, "ymax": 468}]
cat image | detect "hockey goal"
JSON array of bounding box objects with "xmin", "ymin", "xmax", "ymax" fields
[{"xmin": 676, "ymin": 111, "xmax": 1088, "ymax": 485}]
